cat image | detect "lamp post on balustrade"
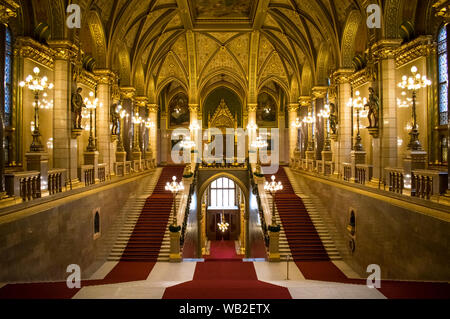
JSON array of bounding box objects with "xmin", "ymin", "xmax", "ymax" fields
[
  {"xmin": 19, "ymin": 67, "xmax": 54, "ymax": 152},
  {"xmin": 252, "ymin": 135, "xmax": 268, "ymax": 177},
  {"xmin": 84, "ymin": 92, "xmax": 99, "ymax": 152},
  {"xmin": 264, "ymin": 175, "xmax": 283, "ymax": 227},
  {"xmin": 318, "ymin": 104, "xmax": 332, "ymax": 152},
  {"xmin": 347, "ymin": 90, "xmax": 367, "ymax": 152},
  {"xmin": 398, "ymin": 66, "xmax": 432, "ymax": 151},
  {"xmin": 165, "ymin": 176, "xmax": 185, "ymax": 227}
]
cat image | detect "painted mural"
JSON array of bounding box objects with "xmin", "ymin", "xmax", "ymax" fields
[
  {"xmin": 194, "ymin": 0, "xmax": 252, "ymax": 18},
  {"xmin": 256, "ymin": 92, "xmax": 277, "ymax": 127},
  {"xmin": 169, "ymin": 92, "xmax": 190, "ymax": 127}
]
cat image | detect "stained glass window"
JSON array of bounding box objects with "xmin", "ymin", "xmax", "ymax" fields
[
  {"xmin": 4, "ymin": 27, "xmax": 12, "ymax": 127},
  {"xmin": 438, "ymin": 25, "xmax": 448, "ymax": 125}
]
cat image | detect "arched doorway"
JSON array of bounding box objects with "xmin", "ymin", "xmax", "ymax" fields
[{"xmin": 197, "ymin": 173, "xmax": 250, "ymax": 258}]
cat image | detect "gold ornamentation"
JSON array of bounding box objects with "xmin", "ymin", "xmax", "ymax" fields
[
  {"xmin": 147, "ymin": 104, "xmax": 159, "ymax": 113},
  {"xmin": 120, "ymin": 87, "xmax": 136, "ymax": 100},
  {"xmin": 371, "ymin": 39, "xmax": 403, "ymax": 61},
  {"xmin": 395, "ymin": 36, "xmax": 436, "ymax": 68},
  {"xmin": 14, "ymin": 37, "xmax": 55, "ymax": 69},
  {"xmin": 210, "ymin": 99, "xmax": 235, "ymax": 128},
  {"xmin": 247, "ymin": 104, "xmax": 257, "ymax": 113},
  {"xmin": 0, "ymin": 0, "xmax": 19, "ymax": 24},
  {"xmin": 287, "ymin": 103, "xmax": 299, "ymax": 113},
  {"xmin": 298, "ymin": 96, "xmax": 311, "ymax": 108}
]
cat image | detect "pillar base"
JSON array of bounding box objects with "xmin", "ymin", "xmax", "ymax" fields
[
  {"xmin": 403, "ymin": 150, "xmax": 428, "ymax": 172},
  {"xmin": 268, "ymin": 231, "xmax": 280, "ymax": 262},
  {"xmin": 116, "ymin": 152, "xmax": 127, "ymax": 163},
  {"xmin": 322, "ymin": 151, "xmax": 333, "ymax": 162},
  {"xmin": 170, "ymin": 231, "xmax": 182, "ymax": 263},
  {"xmin": 84, "ymin": 151, "xmax": 99, "ymax": 181}
]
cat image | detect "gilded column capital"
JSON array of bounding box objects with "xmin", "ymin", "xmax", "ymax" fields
[
  {"xmin": 312, "ymin": 86, "xmax": 328, "ymax": 100},
  {"xmin": 147, "ymin": 104, "xmax": 159, "ymax": 113},
  {"xmin": 287, "ymin": 103, "xmax": 299, "ymax": 113},
  {"xmin": 94, "ymin": 69, "xmax": 117, "ymax": 86},
  {"xmin": 0, "ymin": 0, "xmax": 19, "ymax": 25},
  {"xmin": 189, "ymin": 104, "xmax": 199, "ymax": 113},
  {"xmin": 120, "ymin": 87, "xmax": 136, "ymax": 100},
  {"xmin": 371, "ymin": 39, "xmax": 403, "ymax": 61},
  {"xmin": 247, "ymin": 103, "xmax": 257, "ymax": 113},
  {"xmin": 47, "ymin": 40, "xmax": 79, "ymax": 61},
  {"xmin": 332, "ymin": 69, "xmax": 354, "ymax": 84},
  {"xmin": 135, "ymin": 96, "xmax": 149, "ymax": 108},
  {"xmin": 298, "ymin": 96, "xmax": 311, "ymax": 108}
]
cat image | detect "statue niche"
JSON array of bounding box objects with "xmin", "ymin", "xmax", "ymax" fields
[
  {"xmin": 71, "ymin": 87, "xmax": 86, "ymax": 129},
  {"xmin": 365, "ymin": 87, "xmax": 380, "ymax": 129}
]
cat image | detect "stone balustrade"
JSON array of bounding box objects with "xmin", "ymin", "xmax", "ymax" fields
[
  {"xmin": 80, "ymin": 165, "xmax": 95, "ymax": 186},
  {"xmin": 98, "ymin": 164, "xmax": 107, "ymax": 183},
  {"xmin": 385, "ymin": 168, "xmax": 405, "ymax": 194},
  {"xmin": 343, "ymin": 163, "xmax": 352, "ymax": 182},
  {"xmin": 5, "ymin": 171, "xmax": 41, "ymax": 201},
  {"xmin": 355, "ymin": 164, "xmax": 373, "ymax": 185},
  {"xmin": 411, "ymin": 170, "xmax": 448, "ymax": 200},
  {"xmin": 47, "ymin": 169, "xmax": 66, "ymax": 195}
]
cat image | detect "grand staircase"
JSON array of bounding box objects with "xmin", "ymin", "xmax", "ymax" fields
[
  {"xmin": 108, "ymin": 166, "xmax": 184, "ymax": 262},
  {"xmin": 264, "ymin": 168, "xmax": 341, "ymax": 261}
]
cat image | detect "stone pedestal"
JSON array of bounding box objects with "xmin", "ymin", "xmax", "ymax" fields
[
  {"xmin": 322, "ymin": 150, "xmax": 332, "ymax": 162},
  {"xmin": 116, "ymin": 151, "xmax": 127, "ymax": 163},
  {"xmin": 306, "ymin": 151, "xmax": 315, "ymax": 161},
  {"xmin": 403, "ymin": 150, "xmax": 428, "ymax": 189},
  {"xmin": 84, "ymin": 151, "xmax": 99, "ymax": 181},
  {"xmin": 351, "ymin": 151, "xmax": 366, "ymax": 182},
  {"xmin": 268, "ymin": 231, "xmax": 280, "ymax": 262},
  {"xmin": 26, "ymin": 152, "xmax": 49, "ymax": 191},
  {"xmin": 170, "ymin": 231, "xmax": 182, "ymax": 263}
]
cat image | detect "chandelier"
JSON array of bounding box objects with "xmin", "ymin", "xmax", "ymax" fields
[
  {"xmin": 180, "ymin": 136, "xmax": 196, "ymax": 149},
  {"xmin": 217, "ymin": 213, "xmax": 229, "ymax": 233},
  {"xmin": 251, "ymin": 136, "xmax": 268, "ymax": 149},
  {"xmin": 264, "ymin": 175, "xmax": 283, "ymax": 226},
  {"xmin": 165, "ymin": 176, "xmax": 185, "ymax": 226},
  {"xmin": 19, "ymin": 66, "xmax": 54, "ymax": 152}
]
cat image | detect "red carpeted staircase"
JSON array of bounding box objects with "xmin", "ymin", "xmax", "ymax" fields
[
  {"xmin": 266, "ymin": 169, "xmax": 330, "ymax": 261},
  {"xmin": 119, "ymin": 166, "xmax": 184, "ymax": 262}
]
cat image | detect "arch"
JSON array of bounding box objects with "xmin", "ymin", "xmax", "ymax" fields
[
  {"xmin": 156, "ymin": 77, "xmax": 189, "ymax": 100},
  {"xmin": 134, "ymin": 63, "xmax": 146, "ymax": 96},
  {"xmin": 341, "ymin": 10, "xmax": 362, "ymax": 68},
  {"xmin": 202, "ymin": 86, "xmax": 243, "ymax": 128},
  {"xmin": 300, "ymin": 63, "xmax": 313, "ymax": 96},
  {"xmin": 199, "ymin": 68, "xmax": 248, "ymax": 99},
  {"xmin": 197, "ymin": 172, "xmax": 250, "ymax": 257},
  {"xmin": 49, "ymin": 0, "xmax": 65, "ymax": 40},
  {"xmin": 258, "ymin": 76, "xmax": 290, "ymax": 100},
  {"xmin": 85, "ymin": 10, "xmax": 108, "ymax": 69},
  {"xmin": 117, "ymin": 45, "xmax": 132, "ymax": 86},
  {"xmin": 316, "ymin": 43, "xmax": 331, "ymax": 86}
]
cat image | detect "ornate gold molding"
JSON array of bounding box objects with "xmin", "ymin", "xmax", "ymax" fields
[
  {"xmin": 332, "ymin": 68, "xmax": 354, "ymax": 84},
  {"xmin": 78, "ymin": 70, "xmax": 97, "ymax": 89},
  {"xmin": 135, "ymin": 96, "xmax": 148, "ymax": 107},
  {"xmin": 120, "ymin": 87, "xmax": 136, "ymax": 100},
  {"xmin": 94, "ymin": 69, "xmax": 117, "ymax": 86},
  {"xmin": 349, "ymin": 68, "xmax": 373, "ymax": 87},
  {"xmin": 395, "ymin": 36, "xmax": 436, "ymax": 68},
  {"xmin": 433, "ymin": 0, "xmax": 450, "ymax": 20},
  {"xmin": 14, "ymin": 37, "xmax": 55, "ymax": 69},
  {"xmin": 0, "ymin": 0, "xmax": 19, "ymax": 25},
  {"xmin": 312, "ymin": 86, "xmax": 328, "ymax": 99},
  {"xmin": 47, "ymin": 40, "xmax": 79, "ymax": 61},
  {"xmin": 371, "ymin": 39, "xmax": 403, "ymax": 61},
  {"xmin": 298, "ymin": 96, "xmax": 311, "ymax": 108}
]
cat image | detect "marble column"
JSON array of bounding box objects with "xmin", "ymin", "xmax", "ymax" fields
[
  {"xmin": 287, "ymin": 103, "xmax": 299, "ymax": 161},
  {"xmin": 147, "ymin": 103, "xmax": 158, "ymax": 166},
  {"xmin": 248, "ymin": 104, "xmax": 257, "ymax": 168},
  {"xmin": 333, "ymin": 69, "xmax": 354, "ymax": 176},
  {"xmin": 94, "ymin": 70, "xmax": 116, "ymax": 177},
  {"xmin": 48, "ymin": 41, "xmax": 79, "ymax": 186}
]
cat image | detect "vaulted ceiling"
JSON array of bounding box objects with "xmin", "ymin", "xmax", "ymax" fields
[{"xmin": 16, "ymin": 0, "xmax": 434, "ymax": 103}]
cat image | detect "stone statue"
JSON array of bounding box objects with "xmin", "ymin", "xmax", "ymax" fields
[
  {"xmin": 111, "ymin": 103, "xmax": 120, "ymax": 136},
  {"xmin": 365, "ymin": 87, "xmax": 380, "ymax": 128},
  {"xmin": 71, "ymin": 87, "xmax": 86, "ymax": 129},
  {"xmin": 329, "ymin": 103, "xmax": 338, "ymax": 135}
]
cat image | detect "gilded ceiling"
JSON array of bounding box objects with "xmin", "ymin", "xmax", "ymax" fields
[{"xmin": 42, "ymin": 0, "xmax": 431, "ymax": 103}]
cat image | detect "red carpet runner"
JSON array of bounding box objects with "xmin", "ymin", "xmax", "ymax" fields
[
  {"xmin": 163, "ymin": 241, "xmax": 292, "ymax": 299},
  {"xmin": 267, "ymin": 167, "xmax": 450, "ymax": 299},
  {"xmin": 0, "ymin": 166, "xmax": 184, "ymax": 299},
  {"xmin": 266, "ymin": 169, "xmax": 329, "ymax": 261}
]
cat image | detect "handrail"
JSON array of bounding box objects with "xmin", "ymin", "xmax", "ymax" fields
[
  {"xmin": 180, "ymin": 163, "xmax": 199, "ymax": 247},
  {"xmin": 248, "ymin": 160, "xmax": 270, "ymax": 248}
]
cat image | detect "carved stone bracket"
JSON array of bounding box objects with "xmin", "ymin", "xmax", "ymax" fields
[
  {"xmin": 395, "ymin": 36, "xmax": 436, "ymax": 68},
  {"xmin": 14, "ymin": 37, "xmax": 56, "ymax": 69},
  {"xmin": 371, "ymin": 39, "xmax": 403, "ymax": 62},
  {"xmin": 120, "ymin": 87, "xmax": 136, "ymax": 100},
  {"xmin": 367, "ymin": 127, "xmax": 380, "ymax": 139},
  {"xmin": 0, "ymin": 0, "xmax": 19, "ymax": 25}
]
